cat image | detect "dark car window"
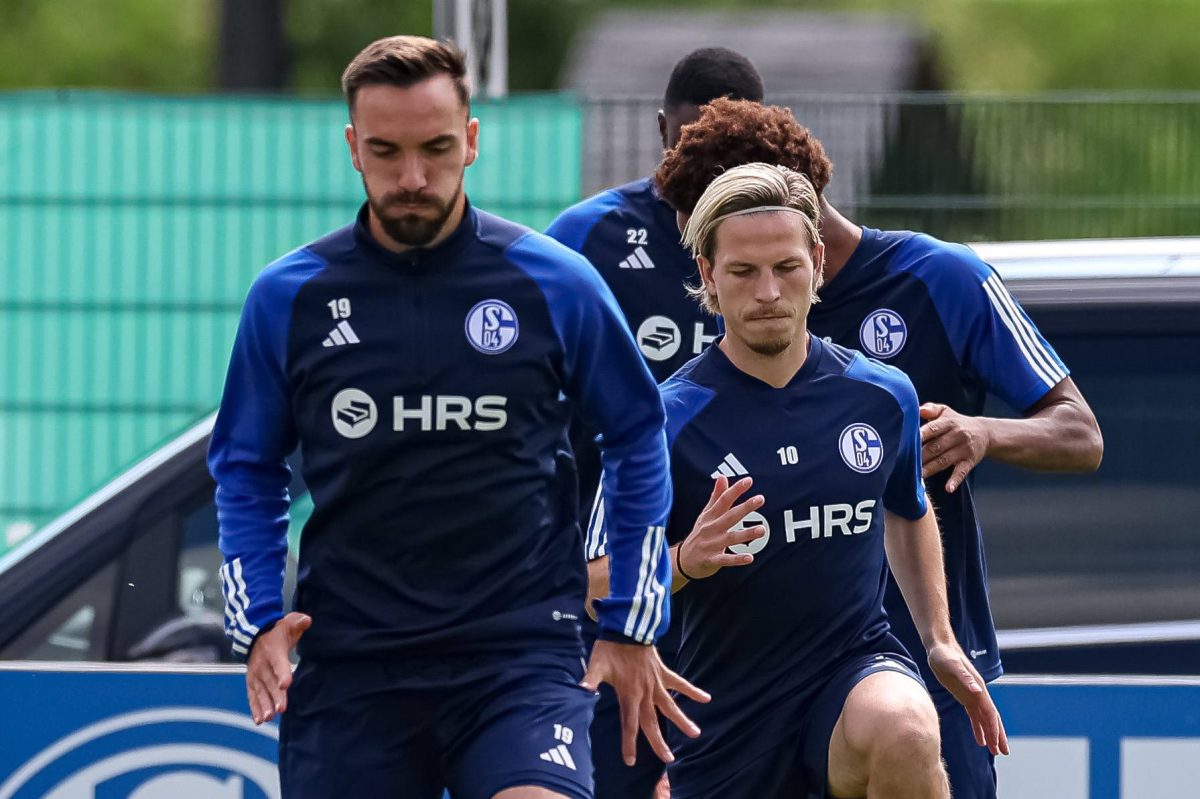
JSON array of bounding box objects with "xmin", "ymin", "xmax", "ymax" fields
[
  {"xmin": 978, "ymin": 303, "xmax": 1200, "ymax": 630},
  {"xmin": 0, "ymin": 560, "xmax": 118, "ymax": 660},
  {"xmin": 177, "ymin": 489, "xmax": 309, "ymax": 620}
]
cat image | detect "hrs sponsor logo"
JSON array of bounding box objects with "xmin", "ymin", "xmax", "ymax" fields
[
  {"xmin": 332, "ymin": 389, "xmax": 507, "ymax": 437},
  {"xmin": 636, "ymin": 315, "xmax": 718, "ymax": 362},
  {"xmin": 727, "ymin": 500, "xmax": 879, "ymax": 555}
]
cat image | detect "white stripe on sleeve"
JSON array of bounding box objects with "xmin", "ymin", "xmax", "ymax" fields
[
  {"xmin": 623, "ymin": 524, "xmax": 659, "ymax": 638},
  {"xmin": 585, "ymin": 485, "xmax": 608, "ymax": 560},
  {"xmin": 981, "ymin": 276, "xmax": 1064, "ymax": 389}
]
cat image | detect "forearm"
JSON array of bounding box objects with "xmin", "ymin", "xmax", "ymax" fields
[
  {"xmin": 883, "ymin": 509, "xmax": 955, "ymax": 652},
  {"xmin": 983, "ymin": 380, "xmax": 1103, "ymax": 472},
  {"xmin": 982, "ymin": 407, "xmax": 1103, "ymax": 472}
]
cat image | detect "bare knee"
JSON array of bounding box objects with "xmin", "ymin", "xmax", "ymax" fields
[
  {"xmin": 828, "ymin": 671, "xmax": 946, "ymax": 799},
  {"xmin": 867, "ymin": 695, "xmax": 941, "ymax": 766}
]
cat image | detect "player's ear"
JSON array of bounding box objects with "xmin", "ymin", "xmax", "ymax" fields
[
  {"xmin": 345, "ymin": 123, "xmax": 362, "ymax": 173},
  {"xmin": 697, "ymin": 254, "xmax": 715, "ymax": 287},
  {"xmin": 657, "ymin": 110, "xmax": 668, "ymax": 151},
  {"xmin": 812, "ymin": 240, "xmax": 826, "ymax": 290},
  {"xmin": 464, "ymin": 117, "xmax": 480, "ymax": 167}
]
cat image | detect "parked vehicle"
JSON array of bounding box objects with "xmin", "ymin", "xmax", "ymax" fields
[{"xmin": 2, "ymin": 237, "xmax": 1198, "ymax": 672}]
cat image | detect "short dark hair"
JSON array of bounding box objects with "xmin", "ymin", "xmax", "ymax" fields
[
  {"xmin": 656, "ymin": 98, "xmax": 834, "ymax": 214},
  {"xmin": 341, "ymin": 35, "xmax": 470, "ymax": 114},
  {"xmin": 663, "ymin": 47, "xmax": 764, "ymax": 111}
]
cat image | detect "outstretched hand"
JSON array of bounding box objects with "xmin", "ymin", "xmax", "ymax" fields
[
  {"xmin": 676, "ymin": 475, "xmax": 766, "ymax": 582},
  {"xmin": 245, "ymin": 611, "xmax": 311, "ymax": 725},
  {"xmin": 926, "ymin": 642, "xmax": 1009, "ymax": 756},
  {"xmin": 582, "ymin": 640, "xmax": 710, "ymax": 766}
]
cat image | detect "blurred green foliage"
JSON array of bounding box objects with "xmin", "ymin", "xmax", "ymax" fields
[
  {"xmin": 0, "ymin": 0, "xmax": 213, "ymax": 89},
  {"xmin": 3, "ymin": 0, "xmax": 1200, "ymax": 93}
]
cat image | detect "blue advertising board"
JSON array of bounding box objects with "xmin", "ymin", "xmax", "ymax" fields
[
  {"xmin": 1, "ymin": 667, "xmax": 1198, "ymax": 798},
  {"xmin": 0, "ymin": 664, "xmax": 278, "ymax": 798}
]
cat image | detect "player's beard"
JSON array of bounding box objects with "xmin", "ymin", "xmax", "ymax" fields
[
  {"xmin": 745, "ymin": 334, "xmax": 794, "ymax": 357},
  {"xmin": 367, "ymin": 178, "xmax": 463, "ymax": 247},
  {"xmin": 740, "ymin": 304, "xmax": 804, "ymax": 357}
]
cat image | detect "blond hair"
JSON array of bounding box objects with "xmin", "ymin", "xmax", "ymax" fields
[{"xmin": 681, "ymin": 163, "xmax": 822, "ymax": 315}]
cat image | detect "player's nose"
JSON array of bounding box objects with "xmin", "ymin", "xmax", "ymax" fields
[
  {"xmin": 396, "ymin": 155, "xmax": 427, "ymax": 192},
  {"xmin": 754, "ymin": 273, "xmax": 783, "ymax": 302}
]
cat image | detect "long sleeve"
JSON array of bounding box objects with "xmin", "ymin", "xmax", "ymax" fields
[
  {"xmin": 506, "ymin": 233, "xmax": 673, "ymax": 646},
  {"xmin": 207, "ymin": 252, "xmax": 319, "ymax": 658}
]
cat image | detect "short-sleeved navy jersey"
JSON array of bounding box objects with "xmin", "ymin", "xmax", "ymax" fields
[
  {"xmin": 591, "ymin": 335, "xmax": 927, "ymax": 752},
  {"xmin": 208, "ymin": 203, "xmax": 673, "ymax": 666},
  {"xmin": 809, "ymin": 227, "xmax": 1070, "ymax": 685}
]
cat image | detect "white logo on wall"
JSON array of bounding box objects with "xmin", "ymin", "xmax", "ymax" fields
[
  {"xmin": 636, "ymin": 315, "xmax": 681, "ymax": 361},
  {"xmin": 331, "ymin": 388, "xmax": 377, "ymax": 439},
  {"xmin": 839, "ymin": 423, "xmax": 884, "ymax": 473},
  {"xmin": 465, "ymin": 299, "xmax": 519, "ymax": 354},
  {"xmin": 0, "ymin": 707, "xmax": 279, "ymax": 799},
  {"xmin": 859, "ymin": 309, "xmax": 907, "ymax": 359}
]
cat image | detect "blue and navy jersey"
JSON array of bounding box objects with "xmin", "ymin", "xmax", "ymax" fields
[
  {"xmin": 546, "ymin": 178, "xmax": 717, "ymax": 654},
  {"xmin": 546, "ymin": 178, "xmax": 720, "ymax": 382},
  {"xmin": 208, "ymin": 203, "xmax": 673, "ymax": 664},
  {"xmin": 590, "ymin": 336, "xmax": 927, "ymax": 752},
  {"xmin": 809, "ymin": 227, "xmax": 1071, "ymax": 685}
]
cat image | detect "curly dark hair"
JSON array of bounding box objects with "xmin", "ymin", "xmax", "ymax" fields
[{"xmin": 656, "ymin": 98, "xmax": 833, "ymax": 214}]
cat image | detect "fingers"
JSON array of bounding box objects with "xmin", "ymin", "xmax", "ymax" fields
[
  {"xmin": 705, "ymin": 474, "xmax": 729, "ymax": 508},
  {"xmin": 286, "ymin": 612, "xmax": 313, "ymax": 646},
  {"xmin": 707, "ymin": 477, "xmax": 754, "ymax": 520},
  {"xmin": 996, "ymin": 712, "xmax": 1010, "ymax": 755},
  {"xmin": 247, "ymin": 659, "xmax": 286, "ymax": 723},
  {"xmin": 714, "ymin": 493, "xmax": 764, "ymax": 532},
  {"xmin": 639, "ymin": 699, "xmax": 674, "ymax": 764},
  {"xmin": 619, "ymin": 689, "xmax": 640, "ymax": 766},
  {"xmin": 247, "ymin": 676, "xmax": 275, "ymax": 724},
  {"xmin": 268, "ymin": 652, "xmax": 293, "ymax": 713},
  {"xmin": 579, "ymin": 662, "xmax": 601, "ymax": 693},
  {"xmin": 919, "ymin": 402, "xmax": 946, "ymax": 421},
  {"xmin": 728, "ymin": 524, "xmax": 766, "ymax": 548},
  {"xmin": 969, "ymin": 707, "xmax": 987, "ymax": 747},
  {"xmin": 708, "ymin": 552, "xmax": 754, "ymax": 568},
  {"xmin": 977, "ymin": 689, "xmax": 1008, "ymax": 756},
  {"xmin": 922, "ymin": 446, "xmax": 969, "ymax": 480},
  {"xmin": 945, "ymin": 460, "xmax": 973, "ymax": 493},
  {"xmin": 661, "ymin": 667, "xmax": 711, "ymax": 705}
]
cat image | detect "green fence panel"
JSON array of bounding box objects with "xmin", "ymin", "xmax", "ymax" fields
[{"xmin": 0, "ymin": 91, "xmax": 582, "ymax": 553}]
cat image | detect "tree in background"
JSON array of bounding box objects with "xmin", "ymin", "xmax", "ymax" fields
[
  {"xmin": 3, "ymin": 0, "xmax": 1200, "ymax": 94},
  {"xmin": 0, "ymin": 0, "xmax": 213, "ymax": 90}
]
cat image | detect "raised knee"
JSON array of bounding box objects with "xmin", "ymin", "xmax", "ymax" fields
[{"xmin": 871, "ymin": 699, "xmax": 940, "ymax": 763}]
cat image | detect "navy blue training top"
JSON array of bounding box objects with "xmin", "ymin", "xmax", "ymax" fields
[
  {"xmin": 546, "ymin": 178, "xmax": 722, "ymax": 519},
  {"xmin": 591, "ymin": 336, "xmax": 927, "ymax": 756},
  {"xmin": 546, "ymin": 178, "xmax": 720, "ymax": 381},
  {"xmin": 208, "ymin": 202, "xmax": 673, "ymax": 665},
  {"xmin": 809, "ymin": 227, "xmax": 1070, "ymax": 687}
]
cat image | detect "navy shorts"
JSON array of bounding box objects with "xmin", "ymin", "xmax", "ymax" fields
[
  {"xmin": 590, "ymin": 682, "xmax": 665, "ymax": 799},
  {"xmin": 667, "ymin": 651, "xmax": 923, "ymax": 799},
  {"xmin": 933, "ymin": 687, "xmax": 997, "ymax": 799},
  {"xmin": 278, "ymin": 652, "xmax": 598, "ymax": 799}
]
